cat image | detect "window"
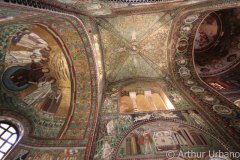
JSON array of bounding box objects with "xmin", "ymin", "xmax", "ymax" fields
[
  {"xmin": 0, "ymin": 122, "xmax": 19, "ymax": 160},
  {"xmin": 119, "ymin": 90, "xmax": 175, "ymax": 113}
]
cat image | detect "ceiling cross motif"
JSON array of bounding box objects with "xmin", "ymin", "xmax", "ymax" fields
[{"xmin": 97, "ymin": 11, "xmax": 178, "ymax": 83}]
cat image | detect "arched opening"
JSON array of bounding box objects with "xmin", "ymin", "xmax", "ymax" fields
[
  {"xmin": 0, "ymin": 122, "xmax": 18, "ymax": 159},
  {"xmin": 0, "ymin": 116, "xmax": 24, "ymax": 160},
  {"xmin": 119, "ymin": 82, "xmax": 175, "ymax": 113}
]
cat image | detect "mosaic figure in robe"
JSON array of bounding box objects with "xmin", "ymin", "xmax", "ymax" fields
[{"xmin": 12, "ymin": 29, "xmax": 50, "ymax": 50}]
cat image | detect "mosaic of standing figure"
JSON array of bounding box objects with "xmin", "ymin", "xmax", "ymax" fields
[
  {"xmin": 1, "ymin": 24, "xmax": 70, "ymax": 117},
  {"xmin": 115, "ymin": 121, "xmax": 226, "ymax": 159}
]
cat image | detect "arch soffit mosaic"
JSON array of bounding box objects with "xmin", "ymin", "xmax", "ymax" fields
[
  {"xmin": 0, "ymin": 6, "xmax": 100, "ymax": 158},
  {"xmin": 168, "ymin": 2, "xmax": 240, "ymax": 151}
]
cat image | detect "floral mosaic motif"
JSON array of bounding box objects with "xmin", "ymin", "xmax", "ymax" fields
[
  {"xmin": 45, "ymin": 18, "xmax": 92, "ymax": 140},
  {"xmin": 212, "ymin": 104, "xmax": 237, "ymax": 117}
]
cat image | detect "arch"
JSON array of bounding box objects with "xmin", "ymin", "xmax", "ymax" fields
[
  {"xmin": 111, "ymin": 119, "xmax": 228, "ymax": 159},
  {"xmin": 0, "ymin": 116, "xmax": 24, "ymax": 160},
  {"xmin": 0, "ymin": 5, "xmax": 100, "ymax": 160},
  {"xmin": 193, "ymin": 9, "xmax": 240, "ymax": 110},
  {"xmin": 168, "ymin": 4, "xmax": 240, "ymax": 151}
]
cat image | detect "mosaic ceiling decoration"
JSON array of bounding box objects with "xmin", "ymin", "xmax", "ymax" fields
[
  {"xmin": 99, "ymin": 11, "xmax": 178, "ymax": 83},
  {"xmin": 1, "ymin": 0, "xmax": 240, "ymax": 159}
]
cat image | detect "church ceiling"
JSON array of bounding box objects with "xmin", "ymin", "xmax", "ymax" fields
[
  {"xmin": 98, "ymin": 11, "xmax": 178, "ymax": 83},
  {"xmin": 93, "ymin": 4, "xmax": 240, "ymax": 158},
  {"xmin": 1, "ymin": 1, "xmax": 240, "ymax": 159}
]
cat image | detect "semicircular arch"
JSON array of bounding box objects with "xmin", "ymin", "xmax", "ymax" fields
[
  {"xmin": 111, "ymin": 119, "xmax": 229, "ymax": 159},
  {"xmin": 168, "ymin": 5, "xmax": 240, "ymax": 151},
  {"xmin": 0, "ymin": 10, "xmax": 99, "ymax": 159}
]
